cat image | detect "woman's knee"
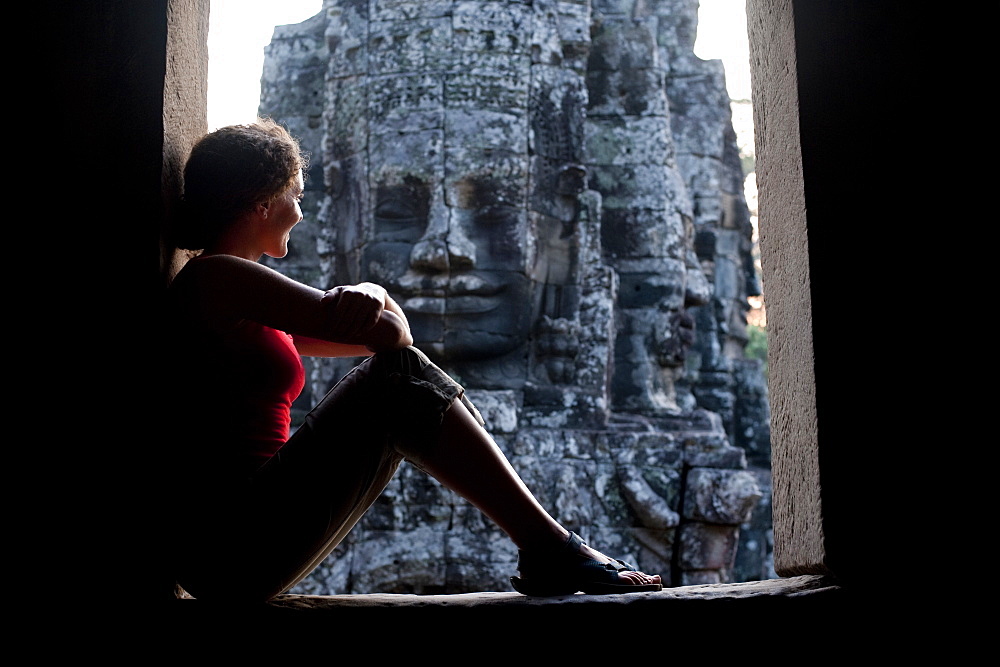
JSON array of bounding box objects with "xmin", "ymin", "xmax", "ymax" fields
[
  {"xmin": 368, "ymin": 347, "xmax": 470, "ymax": 433},
  {"xmin": 370, "ymin": 345, "xmax": 433, "ymax": 378}
]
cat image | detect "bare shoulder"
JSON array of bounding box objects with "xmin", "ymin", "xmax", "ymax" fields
[
  {"xmin": 170, "ymin": 255, "xmax": 271, "ymax": 321},
  {"xmin": 179, "ymin": 253, "xmax": 274, "ymax": 278},
  {"xmin": 173, "ymin": 254, "xmax": 289, "ymax": 293},
  {"xmin": 171, "ymin": 254, "xmax": 325, "ymax": 332}
]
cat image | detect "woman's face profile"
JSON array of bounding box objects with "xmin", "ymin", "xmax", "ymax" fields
[{"xmin": 262, "ymin": 170, "xmax": 305, "ymax": 259}]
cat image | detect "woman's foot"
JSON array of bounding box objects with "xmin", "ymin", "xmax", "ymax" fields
[
  {"xmin": 510, "ymin": 531, "xmax": 663, "ymax": 596},
  {"xmin": 577, "ymin": 541, "xmax": 662, "ymax": 588}
]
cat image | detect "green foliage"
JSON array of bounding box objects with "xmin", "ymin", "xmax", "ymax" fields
[{"xmin": 746, "ymin": 324, "xmax": 768, "ymax": 378}]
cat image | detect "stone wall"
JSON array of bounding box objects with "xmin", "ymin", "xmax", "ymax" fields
[{"xmin": 258, "ymin": 0, "xmax": 771, "ymax": 592}]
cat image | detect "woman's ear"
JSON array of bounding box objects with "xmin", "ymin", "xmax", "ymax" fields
[{"xmin": 256, "ymin": 200, "xmax": 270, "ymax": 218}]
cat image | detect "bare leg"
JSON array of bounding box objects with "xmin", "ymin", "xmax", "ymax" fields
[
  {"xmin": 405, "ymin": 399, "xmax": 661, "ymax": 587},
  {"xmin": 417, "ymin": 397, "xmax": 565, "ymax": 551}
]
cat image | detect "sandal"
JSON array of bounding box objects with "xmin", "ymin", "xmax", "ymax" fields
[{"xmin": 510, "ymin": 531, "xmax": 663, "ymax": 596}]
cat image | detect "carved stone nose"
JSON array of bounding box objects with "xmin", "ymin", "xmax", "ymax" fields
[
  {"xmin": 409, "ymin": 232, "xmax": 476, "ymax": 272},
  {"xmin": 410, "ymin": 237, "xmax": 450, "ymax": 272}
]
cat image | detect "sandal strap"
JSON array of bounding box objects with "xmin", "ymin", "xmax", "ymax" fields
[
  {"xmin": 515, "ymin": 532, "xmax": 636, "ymax": 579},
  {"xmin": 511, "ymin": 531, "xmax": 661, "ymax": 596},
  {"xmin": 562, "ymin": 533, "xmax": 638, "ymax": 572},
  {"xmin": 563, "ymin": 531, "xmax": 585, "ymax": 554}
]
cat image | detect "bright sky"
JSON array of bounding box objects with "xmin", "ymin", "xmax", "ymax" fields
[
  {"xmin": 207, "ymin": 0, "xmax": 324, "ymax": 130},
  {"xmin": 208, "ymin": 0, "xmax": 752, "ymax": 131},
  {"xmin": 693, "ymin": 0, "xmax": 752, "ymax": 100}
]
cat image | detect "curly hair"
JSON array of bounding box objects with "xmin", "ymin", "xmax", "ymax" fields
[{"xmin": 176, "ymin": 118, "xmax": 309, "ymax": 250}]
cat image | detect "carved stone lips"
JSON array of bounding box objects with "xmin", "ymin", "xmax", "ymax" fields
[
  {"xmin": 392, "ymin": 272, "xmax": 506, "ymax": 314},
  {"xmin": 403, "ymin": 295, "xmax": 502, "ymax": 314}
]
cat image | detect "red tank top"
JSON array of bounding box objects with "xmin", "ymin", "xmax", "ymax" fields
[
  {"xmin": 217, "ymin": 321, "xmax": 306, "ymax": 468},
  {"xmin": 172, "ymin": 317, "xmax": 306, "ymax": 474},
  {"xmin": 165, "ymin": 257, "xmax": 307, "ymax": 475}
]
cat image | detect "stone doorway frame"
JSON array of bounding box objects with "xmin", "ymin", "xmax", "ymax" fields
[{"xmin": 148, "ymin": 0, "xmax": 907, "ymax": 595}]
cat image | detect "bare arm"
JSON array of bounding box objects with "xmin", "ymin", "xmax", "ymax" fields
[
  {"xmin": 289, "ymin": 337, "xmax": 372, "ymax": 358},
  {"xmin": 293, "ymin": 309, "xmax": 412, "ymax": 357},
  {"xmin": 174, "ymin": 255, "xmax": 411, "ymax": 355}
]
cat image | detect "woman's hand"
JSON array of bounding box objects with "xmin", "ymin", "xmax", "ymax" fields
[
  {"xmin": 363, "ymin": 310, "xmax": 413, "ymax": 353},
  {"xmin": 318, "ymin": 282, "xmax": 412, "ymax": 353},
  {"xmin": 324, "ymin": 282, "xmax": 386, "ymax": 340}
]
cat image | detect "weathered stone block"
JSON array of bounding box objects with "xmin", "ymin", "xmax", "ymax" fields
[
  {"xmin": 585, "ymin": 66, "xmax": 668, "ymax": 117},
  {"xmin": 444, "ymin": 146, "xmax": 527, "ymax": 207},
  {"xmin": 465, "ymin": 389, "xmax": 520, "ymax": 434},
  {"xmin": 683, "ymin": 467, "xmax": 762, "ymax": 525},
  {"xmin": 368, "ymin": 18, "xmax": 455, "ymax": 74},
  {"xmin": 588, "ymin": 163, "xmax": 686, "ymax": 210},
  {"xmin": 599, "ymin": 207, "xmax": 686, "ymax": 260},
  {"xmin": 617, "ymin": 463, "xmax": 680, "ymax": 529},
  {"xmin": 348, "ymin": 527, "xmax": 448, "ymax": 593},
  {"xmin": 512, "ymin": 427, "xmax": 603, "ymax": 459},
  {"xmin": 452, "ymin": 1, "xmax": 532, "ymax": 55},
  {"xmin": 616, "ymin": 265, "xmax": 686, "ymax": 310},
  {"xmin": 521, "ymin": 386, "xmax": 610, "ymax": 429},
  {"xmin": 371, "ymin": 0, "xmax": 453, "ymax": 22},
  {"xmin": 584, "ymin": 116, "xmax": 673, "ymax": 166},
  {"xmin": 681, "ymin": 432, "xmax": 747, "ymax": 469},
  {"xmin": 325, "ymin": 1, "xmax": 370, "ymax": 76},
  {"xmin": 446, "ymin": 71, "xmax": 529, "ymax": 111},
  {"xmin": 369, "ymin": 128, "xmax": 444, "ymax": 179},
  {"xmin": 323, "ymin": 77, "xmax": 369, "ymax": 157},
  {"xmin": 445, "ymin": 108, "xmax": 529, "ymax": 151},
  {"xmin": 587, "ymin": 16, "xmax": 658, "ymax": 71},
  {"xmin": 678, "ymin": 522, "xmax": 740, "ymax": 570},
  {"xmin": 367, "ymin": 73, "xmax": 445, "ymax": 132},
  {"xmin": 452, "ymin": 51, "xmax": 532, "ymax": 77},
  {"xmin": 590, "ymin": 0, "xmax": 636, "ymax": 17}
]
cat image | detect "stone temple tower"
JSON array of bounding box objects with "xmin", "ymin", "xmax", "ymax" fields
[{"xmin": 258, "ymin": 0, "xmax": 771, "ymax": 593}]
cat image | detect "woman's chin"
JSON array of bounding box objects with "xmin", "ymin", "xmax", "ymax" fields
[{"xmin": 264, "ymin": 246, "xmax": 289, "ymax": 259}]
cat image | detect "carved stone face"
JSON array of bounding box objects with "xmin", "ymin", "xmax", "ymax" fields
[
  {"xmin": 360, "ymin": 145, "xmax": 535, "ymax": 362},
  {"xmin": 324, "ymin": 2, "xmax": 588, "ymax": 366}
]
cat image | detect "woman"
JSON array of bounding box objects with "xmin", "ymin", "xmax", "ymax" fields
[{"xmin": 165, "ymin": 118, "xmax": 662, "ymax": 601}]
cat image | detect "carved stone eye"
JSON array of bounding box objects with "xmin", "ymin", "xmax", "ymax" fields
[
  {"xmin": 469, "ymin": 204, "xmax": 523, "ymax": 266},
  {"xmin": 373, "ymin": 182, "xmax": 429, "ymax": 242},
  {"xmin": 374, "ymin": 199, "xmax": 414, "ymax": 219}
]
